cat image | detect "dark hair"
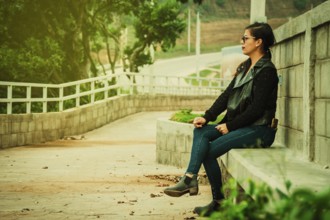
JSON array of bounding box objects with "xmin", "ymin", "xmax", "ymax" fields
[{"xmin": 245, "ymin": 22, "xmax": 276, "ymax": 53}]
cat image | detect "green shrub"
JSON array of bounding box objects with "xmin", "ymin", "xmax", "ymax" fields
[
  {"xmin": 210, "ymin": 179, "xmax": 330, "ymax": 220},
  {"xmin": 170, "ymin": 109, "xmax": 202, "ymax": 123},
  {"xmin": 170, "ymin": 109, "xmax": 224, "ymax": 124}
]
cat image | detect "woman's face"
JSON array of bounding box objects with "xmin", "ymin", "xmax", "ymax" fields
[{"xmin": 241, "ymin": 29, "xmax": 258, "ymax": 56}]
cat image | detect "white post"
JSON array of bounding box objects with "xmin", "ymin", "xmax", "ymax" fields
[
  {"xmin": 104, "ymin": 79, "xmax": 108, "ymax": 99},
  {"xmin": 149, "ymin": 45, "xmax": 155, "ymax": 94},
  {"xmin": 188, "ymin": 8, "xmax": 191, "ymax": 53},
  {"xmin": 43, "ymin": 87, "xmax": 47, "ymax": 113},
  {"xmin": 116, "ymin": 74, "xmax": 121, "ymax": 95},
  {"xmin": 75, "ymin": 84, "xmax": 80, "ymax": 107},
  {"xmin": 91, "ymin": 81, "xmax": 95, "ymax": 104},
  {"xmin": 7, "ymin": 85, "xmax": 12, "ymax": 114},
  {"xmin": 26, "ymin": 86, "xmax": 31, "ymax": 113},
  {"xmin": 195, "ymin": 11, "xmax": 201, "ymax": 84},
  {"xmin": 59, "ymin": 87, "xmax": 63, "ymax": 112},
  {"xmin": 250, "ymin": 0, "xmax": 267, "ymax": 23}
]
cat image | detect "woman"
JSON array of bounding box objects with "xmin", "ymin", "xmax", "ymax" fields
[{"xmin": 164, "ymin": 22, "xmax": 279, "ymax": 217}]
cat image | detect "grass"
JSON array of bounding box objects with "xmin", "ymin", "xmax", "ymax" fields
[
  {"xmin": 154, "ymin": 42, "xmax": 235, "ymax": 60},
  {"xmin": 184, "ymin": 65, "xmax": 222, "ymax": 87}
]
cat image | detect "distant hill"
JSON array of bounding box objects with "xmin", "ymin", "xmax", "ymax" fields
[
  {"xmin": 196, "ymin": 0, "xmax": 326, "ymax": 19},
  {"xmin": 174, "ymin": 0, "xmax": 327, "ymax": 53}
]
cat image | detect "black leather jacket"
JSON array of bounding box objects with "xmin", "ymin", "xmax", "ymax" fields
[
  {"xmin": 226, "ymin": 54, "xmax": 277, "ymax": 126},
  {"xmin": 203, "ymin": 53, "xmax": 278, "ymax": 131}
]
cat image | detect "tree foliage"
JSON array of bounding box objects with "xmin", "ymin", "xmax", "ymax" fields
[
  {"xmin": 124, "ymin": 0, "xmax": 185, "ymax": 72},
  {"xmin": 177, "ymin": 0, "xmax": 203, "ymax": 4},
  {"xmin": 0, "ymin": 0, "xmax": 186, "ymax": 83},
  {"xmin": 0, "ymin": 0, "xmax": 90, "ymax": 83}
]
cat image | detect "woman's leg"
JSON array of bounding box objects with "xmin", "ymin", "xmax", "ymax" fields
[
  {"xmin": 185, "ymin": 125, "xmax": 222, "ymax": 175},
  {"xmin": 205, "ymin": 125, "xmax": 269, "ymax": 194},
  {"xmin": 195, "ymin": 125, "xmax": 269, "ymax": 216},
  {"xmin": 164, "ymin": 125, "xmax": 221, "ymax": 197},
  {"xmin": 208, "ymin": 125, "xmax": 268, "ymax": 157},
  {"xmin": 203, "ymin": 158, "xmax": 224, "ymax": 200}
]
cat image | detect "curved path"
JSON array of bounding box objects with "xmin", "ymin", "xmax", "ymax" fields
[{"xmin": 0, "ymin": 112, "xmax": 211, "ymax": 220}]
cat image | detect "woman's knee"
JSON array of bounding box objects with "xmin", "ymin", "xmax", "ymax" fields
[
  {"xmin": 193, "ymin": 127, "xmax": 206, "ymax": 140},
  {"xmin": 193, "ymin": 127, "xmax": 203, "ymax": 135},
  {"xmin": 193, "ymin": 126, "xmax": 218, "ymax": 138}
]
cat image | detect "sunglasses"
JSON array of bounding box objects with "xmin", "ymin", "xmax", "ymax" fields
[{"xmin": 241, "ymin": 36, "xmax": 256, "ymax": 43}]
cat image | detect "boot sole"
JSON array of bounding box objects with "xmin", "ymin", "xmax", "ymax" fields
[{"xmin": 164, "ymin": 187, "xmax": 198, "ymax": 197}]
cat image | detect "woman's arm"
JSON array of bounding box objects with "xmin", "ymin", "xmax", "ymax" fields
[{"xmin": 203, "ymin": 77, "xmax": 236, "ymax": 123}]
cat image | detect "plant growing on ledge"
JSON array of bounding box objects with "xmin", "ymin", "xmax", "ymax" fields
[{"xmin": 170, "ymin": 109, "xmax": 224, "ymax": 124}]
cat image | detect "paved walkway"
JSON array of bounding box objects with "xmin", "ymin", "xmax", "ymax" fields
[{"xmin": 0, "ymin": 112, "xmax": 211, "ymax": 220}]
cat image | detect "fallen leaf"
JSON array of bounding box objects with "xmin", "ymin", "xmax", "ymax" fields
[{"xmin": 150, "ymin": 193, "xmax": 162, "ymax": 198}]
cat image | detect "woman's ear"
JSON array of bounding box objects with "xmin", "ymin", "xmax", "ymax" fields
[{"xmin": 256, "ymin": 38, "xmax": 263, "ymax": 47}]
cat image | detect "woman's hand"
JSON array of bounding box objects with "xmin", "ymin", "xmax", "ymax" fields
[
  {"xmin": 215, "ymin": 123, "xmax": 229, "ymax": 134},
  {"xmin": 193, "ymin": 117, "xmax": 206, "ymax": 128}
]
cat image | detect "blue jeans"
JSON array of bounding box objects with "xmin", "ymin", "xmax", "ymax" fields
[{"xmin": 186, "ymin": 124, "xmax": 276, "ymax": 200}]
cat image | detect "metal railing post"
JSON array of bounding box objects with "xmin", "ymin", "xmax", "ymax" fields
[
  {"xmin": 43, "ymin": 87, "xmax": 47, "ymax": 113},
  {"xmin": 76, "ymin": 84, "xmax": 80, "ymax": 107},
  {"xmin": 7, "ymin": 85, "xmax": 12, "ymax": 114},
  {"xmin": 59, "ymin": 87, "xmax": 63, "ymax": 111},
  {"xmin": 91, "ymin": 81, "xmax": 95, "ymax": 104},
  {"xmin": 26, "ymin": 86, "xmax": 31, "ymax": 113},
  {"xmin": 104, "ymin": 79, "xmax": 108, "ymax": 99}
]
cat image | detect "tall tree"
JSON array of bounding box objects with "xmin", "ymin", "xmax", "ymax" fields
[
  {"xmin": 124, "ymin": 0, "xmax": 186, "ymax": 72},
  {"xmin": 0, "ymin": 0, "xmax": 88, "ymax": 83},
  {"xmin": 87, "ymin": 0, "xmax": 137, "ymax": 75},
  {"xmin": 0, "ymin": 0, "xmax": 186, "ymax": 84}
]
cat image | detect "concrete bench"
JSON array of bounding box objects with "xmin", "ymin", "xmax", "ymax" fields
[
  {"xmin": 221, "ymin": 147, "xmax": 330, "ymax": 193},
  {"xmin": 156, "ymin": 118, "xmax": 330, "ymax": 193}
]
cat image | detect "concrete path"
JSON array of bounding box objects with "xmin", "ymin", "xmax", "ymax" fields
[{"xmin": 0, "ymin": 112, "xmax": 211, "ymax": 220}]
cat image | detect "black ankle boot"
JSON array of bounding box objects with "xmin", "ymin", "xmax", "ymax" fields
[
  {"xmin": 193, "ymin": 200, "xmax": 221, "ymax": 217},
  {"xmin": 164, "ymin": 175, "xmax": 198, "ymax": 197}
]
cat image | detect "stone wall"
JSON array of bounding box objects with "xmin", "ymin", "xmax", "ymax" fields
[
  {"xmin": 272, "ymin": 1, "xmax": 330, "ymax": 165},
  {"xmin": 156, "ymin": 119, "xmax": 194, "ymax": 168},
  {"xmin": 0, "ymin": 94, "xmax": 216, "ymax": 148}
]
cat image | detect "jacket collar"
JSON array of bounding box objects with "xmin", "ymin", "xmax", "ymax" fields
[
  {"xmin": 253, "ymin": 53, "xmax": 272, "ymax": 69},
  {"xmin": 234, "ymin": 53, "xmax": 271, "ymax": 88}
]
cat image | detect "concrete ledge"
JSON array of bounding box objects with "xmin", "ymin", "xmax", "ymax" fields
[
  {"xmin": 222, "ymin": 148, "xmax": 330, "ymax": 193},
  {"xmin": 156, "ymin": 118, "xmax": 194, "ymax": 168},
  {"xmin": 156, "ymin": 118, "xmax": 330, "ymax": 193},
  {"xmin": 274, "ymin": 1, "xmax": 330, "ymax": 43},
  {"xmin": 0, "ymin": 94, "xmax": 217, "ymax": 148}
]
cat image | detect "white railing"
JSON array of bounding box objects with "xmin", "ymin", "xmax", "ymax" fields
[{"xmin": 0, "ymin": 72, "xmax": 230, "ymax": 114}]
